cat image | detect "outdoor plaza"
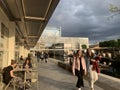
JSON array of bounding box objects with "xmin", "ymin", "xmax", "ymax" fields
[
  {"xmin": 1, "ymin": 57, "xmax": 120, "ymax": 90},
  {"xmin": 0, "ymin": 0, "xmax": 120, "ymax": 90}
]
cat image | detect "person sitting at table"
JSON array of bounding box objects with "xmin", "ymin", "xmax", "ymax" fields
[
  {"xmin": 23, "ymin": 58, "xmax": 32, "ymax": 69},
  {"xmin": 2, "ymin": 60, "xmax": 24, "ymax": 90},
  {"xmin": 23, "ymin": 58, "xmax": 32, "ymax": 83},
  {"xmin": 3, "ymin": 60, "xmax": 18, "ymax": 85}
]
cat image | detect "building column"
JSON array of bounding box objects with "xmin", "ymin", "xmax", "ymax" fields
[
  {"xmin": 0, "ymin": 21, "xmax": 1, "ymax": 36},
  {"xmin": 0, "ymin": 21, "xmax": 2, "ymax": 68},
  {"xmin": 19, "ymin": 45, "xmax": 30, "ymax": 58},
  {"xmin": 24, "ymin": 48, "xmax": 28, "ymax": 57},
  {"xmin": 8, "ymin": 22, "xmax": 15, "ymax": 65},
  {"xmin": 24, "ymin": 47, "xmax": 27, "ymax": 58}
]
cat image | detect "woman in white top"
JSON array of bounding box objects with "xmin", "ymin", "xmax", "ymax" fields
[
  {"xmin": 85, "ymin": 48, "xmax": 100, "ymax": 90},
  {"xmin": 72, "ymin": 50, "xmax": 87, "ymax": 90}
]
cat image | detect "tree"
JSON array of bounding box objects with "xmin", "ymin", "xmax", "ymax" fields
[
  {"xmin": 117, "ymin": 39, "xmax": 120, "ymax": 47},
  {"xmin": 109, "ymin": 4, "xmax": 120, "ymax": 19},
  {"xmin": 99, "ymin": 41, "xmax": 109, "ymax": 47},
  {"xmin": 108, "ymin": 40, "xmax": 117, "ymax": 47},
  {"xmin": 99, "ymin": 39, "xmax": 119, "ymax": 47},
  {"xmin": 81, "ymin": 44, "xmax": 87, "ymax": 49}
]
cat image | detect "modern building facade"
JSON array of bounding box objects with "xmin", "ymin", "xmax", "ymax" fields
[
  {"xmin": 33, "ymin": 26, "xmax": 89, "ymax": 52},
  {"xmin": 55, "ymin": 37, "xmax": 89, "ymax": 50},
  {"xmin": 50, "ymin": 37, "xmax": 89, "ymax": 56}
]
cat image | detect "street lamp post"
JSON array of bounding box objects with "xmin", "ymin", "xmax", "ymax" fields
[
  {"xmin": 59, "ymin": 26, "xmax": 61, "ymax": 37},
  {"xmin": 54, "ymin": 43, "xmax": 55, "ymax": 58},
  {"xmin": 53, "ymin": 27, "xmax": 61, "ymax": 58}
]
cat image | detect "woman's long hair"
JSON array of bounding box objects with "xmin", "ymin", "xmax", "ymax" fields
[
  {"xmin": 24, "ymin": 58, "xmax": 31, "ymax": 64},
  {"xmin": 86, "ymin": 48, "xmax": 94, "ymax": 58},
  {"xmin": 23, "ymin": 58, "xmax": 32, "ymax": 68},
  {"xmin": 76, "ymin": 49, "xmax": 83, "ymax": 58}
]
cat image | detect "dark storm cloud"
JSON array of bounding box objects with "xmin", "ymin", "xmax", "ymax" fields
[{"xmin": 48, "ymin": 0, "xmax": 120, "ymax": 44}]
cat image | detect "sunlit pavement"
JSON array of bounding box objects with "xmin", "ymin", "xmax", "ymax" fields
[
  {"xmin": 38, "ymin": 59, "xmax": 104, "ymax": 90},
  {"xmin": 6, "ymin": 58, "xmax": 120, "ymax": 90}
]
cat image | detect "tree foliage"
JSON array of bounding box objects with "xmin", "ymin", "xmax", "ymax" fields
[
  {"xmin": 81, "ymin": 44, "xmax": 87, "ymax": 49},
  {"xmin": 109, "ymin": 4, "xmax": 120, "ymax": 19},
  {"xmin": 109, "ymin": 4, "xmax": 119, "ymax": 12},
  {"xmin": 99, "ymin": 39, "xmax": 120, "ymax": 47}
]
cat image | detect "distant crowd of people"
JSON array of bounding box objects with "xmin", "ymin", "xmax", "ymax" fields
[{"xmin": 35, "ymin": 51, "xmax": 48, "ymax": 63}]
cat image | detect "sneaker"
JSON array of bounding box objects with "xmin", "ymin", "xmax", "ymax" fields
[{"xmin": 78, "ymin": 88, "xmax": 81, "ymax": 90}]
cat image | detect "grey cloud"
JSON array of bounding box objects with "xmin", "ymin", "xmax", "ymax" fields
[{"xmin": 48, "ymin": 0, "xmax": 120, "ymax": 44}]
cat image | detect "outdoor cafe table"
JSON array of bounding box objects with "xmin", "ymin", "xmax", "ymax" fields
[
  {"xmin": 14, "ymin": 68, "xmax": 38, "ymax": 90},
  {"xmin": 14, "ymin": 68, "xmax": 33, "ymax": 90}
]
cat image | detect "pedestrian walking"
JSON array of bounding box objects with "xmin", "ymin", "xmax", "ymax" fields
[
  {"xmin": 85, "ymin": 48, "xmax": 101, "ymax": 90},
  {"xmin": 44, "ymin": 52, "xmax": 48, "ymax": 63},
  {"xmin": 72, "ymin": 49, "xmax": 87, "ymax": 90},
  {"xmin": 19, "ymin": 56, "xmax": 24, "ymax": 63},
  {"xmin": 36, "ymin": 51, "xmax": 40, "ymax": 62}
]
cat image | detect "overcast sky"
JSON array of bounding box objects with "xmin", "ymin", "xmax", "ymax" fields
[{"xmin": 47, "ymin": 0, "xmax": 120, "ymax": 44}]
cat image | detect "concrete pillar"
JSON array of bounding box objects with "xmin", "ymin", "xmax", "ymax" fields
[
  {"xmin": 0, "ymin": 21, "xmax": 2, "ymax": 68},
  {"xmin": 0, "ymin": 21, "xmax": 1, "ymax": 39},
  {"xmin": 24, "ymin": 47, "xmax": 27, "ymax": 58},
  {"xmin": 24, "ymin": 47, "xmax": 30, "ymax": 57},
  {"xmin": 8, "ymin": 22, "xmax": 15, "ymax": 65},
  {"xmin": 19, "ymin": 45, "xmax": 30, "ymax": 58}
]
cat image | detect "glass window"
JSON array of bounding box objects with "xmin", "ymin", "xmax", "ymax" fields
[{"xmin": 0, "ymin": 23, "xmax": 9, "ymax": 68}]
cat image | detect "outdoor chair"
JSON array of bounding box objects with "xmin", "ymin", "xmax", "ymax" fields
[
  {"xmin": 31, "ymin": 70, "xmax": 38, "ymax": 90},
  {"xmin": 31, "ymin": 70, "xmax": 38, "ymax": 83},
  {"xmin": 32, "ymin": 63, "xmax": 38, "ymax": 69},
  {"xmin": 2, "ymin": 71, "xmax": 20, "ymax": 90},
  {"xmin": 25, "ymin": 70, "xmax": 38, "ymax": 90},
  {"xmin": 0, "ymin": 72, "xmax": 4, "ymax": 90},
  {"xmin": 2, "ymin": 78, "xmax": 16, "ymax": 90}
]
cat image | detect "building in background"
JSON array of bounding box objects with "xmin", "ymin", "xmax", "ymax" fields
[
  {"xmin": 33, "ymin": 26, "xmax": 89, "ymax": 51},
  {"xmin": 31, "ymin": 26, "xmax": 89, "ymax": 59},
  {"xmin": 33, "ymin": 26, "xmax": 61, "ymax": 50}
]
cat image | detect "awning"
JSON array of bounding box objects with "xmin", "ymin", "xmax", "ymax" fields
[{"xmin": 0, "ymin": 0, "xmax": 60, "ymax": 48}]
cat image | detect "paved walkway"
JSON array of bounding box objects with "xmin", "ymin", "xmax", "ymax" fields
[
  {"xmin": 96, "ymin": 73, "xmax": 120, "ymax": 90},
  {"xmin": 50, "ymin": 58, "xmax": 120, "ymax": 90},
  {"xmin": 38, "ymin": 58, "xmax": 103, "ymax": 90},
  {"xmin": 3, "ymin": 58, "xmax": 120, "ymax": 90}
]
